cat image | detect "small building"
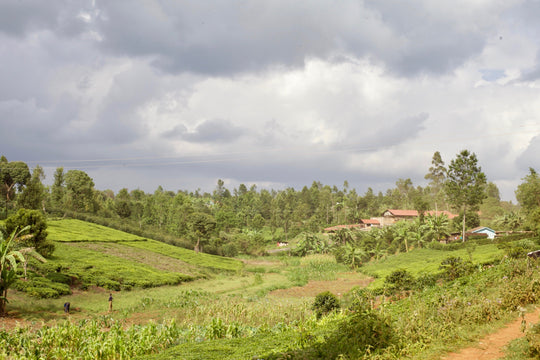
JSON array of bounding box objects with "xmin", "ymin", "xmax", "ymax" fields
[
  {"xmin": 470, "ymin": 226, "xmax": 496, "ymax": 240},
  {"xmin": 359, "ymin": 219, "xmax": 380, "ymax": 228}
]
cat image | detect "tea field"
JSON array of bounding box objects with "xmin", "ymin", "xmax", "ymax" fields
[{"xmin": 2, "ymin": 219, "xmax": 540, "ymax": 359}]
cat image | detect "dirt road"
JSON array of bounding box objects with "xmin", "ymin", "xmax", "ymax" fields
[{"xmin": 441, "ymin": 306, "xmax": 540, "ymax": 360}]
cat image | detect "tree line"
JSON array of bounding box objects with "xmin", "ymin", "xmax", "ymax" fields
[{"xmin": 0, "ymin": 150, "xmax": 533, "ymax": 257}]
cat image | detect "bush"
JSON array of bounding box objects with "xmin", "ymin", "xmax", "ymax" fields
[
  {"xmin": 440, "ymin": 256, "xmax": 475, "ymax": 281},
  {"xmin": 222, "ymin": 242, "xmax": 239, "ymax": 258},
  {"xmin": 312, "ymin": 291, "xmax": 340, "ymax": 319},
  {"xmin": 14, "ymin": 276, "xmax": 71, "ymax": 298},
  {"xmin": 317, "ymin": 303, "xmax": 395, "ymax": 358},
  {"xmin": 5, "ymin": 209, "xmax": 53, "ymax": 257},
  {"xmin": 384, "ymin": 269, "xmax": 415, "ymax": 293}
]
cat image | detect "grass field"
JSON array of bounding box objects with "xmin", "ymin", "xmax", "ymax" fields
[
  {"xmin": 3, "ymin": 218, "xmax": 539, "ymax": 360},
  {"xmin": 361, "ymin": 244, "xmax": 504, "ymax": 287},
  {"xmin": 47, "ymin": 219, "xmax": 148, "ymax": 242}
]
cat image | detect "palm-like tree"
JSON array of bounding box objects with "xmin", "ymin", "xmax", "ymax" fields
[
  {"xmin": 424, "ymin": 214, "xmax": 451, "ymax": 242},
  {"xmin": 343, "ymin": 242, "xmax": 366, "ymax": 268},
  {"xmin": 1, "ymin": 226, "xmax": 45, "ymax": 316}
]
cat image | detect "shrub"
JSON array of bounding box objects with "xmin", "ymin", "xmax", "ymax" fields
[
  {"xmin": 439, "ymin": 256, "xmax": 475, "ymax": 281},
  {"xmin": 222, "ymin": 242, "xmax": 239, "ymax": 257},
  {"xmin": 317, "ymin": 303, "xmax": 395, "ymax": 358},
  {"xmin": 384, "ymin": 269, "xmax": 415, "ymax": 293},
  {"xmin": 312, "ymin": 291, "xmax": 340, "ymax": 319},
  {"xmin": 527, "ymin": 322, "xmax": 540, "ymax": 357},
  {"xmin": 5, "ymin": 209, "xmax": 54, "ymax": 257}
]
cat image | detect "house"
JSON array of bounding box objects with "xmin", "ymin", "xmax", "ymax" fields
[
  {"xmin": 359, "ymin": 219, "xmax": 380, "ymax": 228},
  {"xmin": 374, "ymin": 209, "xmax": 420, "ymax": 226},
  {"xmin": 470, "ymin": 226, "xmax": 496, "ymax": 240}
]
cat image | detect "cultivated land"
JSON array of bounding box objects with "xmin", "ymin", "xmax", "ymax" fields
[{"xmin": 2, "ymin": 219, "xmax": 540, "ymax": 359}]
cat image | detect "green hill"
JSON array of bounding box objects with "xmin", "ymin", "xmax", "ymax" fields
[{"xmin": 19, "ymin": 219, "xmax": 243, "ymax": 296}]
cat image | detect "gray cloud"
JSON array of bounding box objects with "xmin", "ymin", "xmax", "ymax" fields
[
  {"xmin": 89, "ymin": 1, "xmax": 494, "ymax": 77},
  {"xmin": 168, "ymin": 119, "xmax": 247, "ymax": 143}
]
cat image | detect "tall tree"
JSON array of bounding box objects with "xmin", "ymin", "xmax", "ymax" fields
[
  {"xmin": 50, "ymin": 167, "xmax": 65, "ymax": 210},
  {"xmin": 0, "ymin": 157, "xmax": 31, "ymax": 218},
  {"xmin": 18, "ymin": 165, "xmax": 46, "ymax": 210},
  {"xmin": 64, "ymin": 170, "xmax": 96, "ymax": 212},
  {"xmin": 425, "ymin": 151, "xmax": 447, "ymax": 211},
  {"xmin": 444, "ymin": 150, "xmax": 487, "ymax": 241},
  {"xmin": 515, "ymin": 168, "xmax": 540, "ymax": 214}
]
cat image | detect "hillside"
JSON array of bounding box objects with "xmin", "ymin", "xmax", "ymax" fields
[{"xmin": 19, "ymin": 219, "xmax": 243, "ymax": 296}]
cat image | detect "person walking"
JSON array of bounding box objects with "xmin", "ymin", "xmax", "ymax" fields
[{"xmin": 108, "ymin": 293, "xmax": 113, "ymax": 312}]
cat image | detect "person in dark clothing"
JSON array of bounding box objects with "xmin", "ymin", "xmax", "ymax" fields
[
  {"xmin": 108, "ymin": 293, "xmax": 113, "ymax": 312},
  {"xmin": 63, "ymin": 302, "xmax": 70, "ymax": 313}
]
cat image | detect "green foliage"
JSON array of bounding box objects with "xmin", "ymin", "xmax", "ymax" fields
[
  {"xmin": 0, "ymin": 226, "xmax": 27, "ymax": 315},
  {"xmin": 64, "ymin": 170, "xmax": 96, "ymax": 213},
  {"xmin": 32, "ymin": 242, "xmax": 194, "ymax": 291},
  {"xmin": 384, "ymin": 269, "xmax": 415, "ymax": 293},
  {"xmin": 0, "ymin": 318, "xmax": 183, "ymax": 359},
  {"xmin": 439, "ymin": 256, "xmax": 475, "ymax": 281},
  {"xmin": 516, "ymin": 168, "xmax": 540, "ymax": 215},
  {"xmin": 0, "ymin": 157, "xmax": 31, "ymax": 218},
  {"xmin": 17, "ymin": 165, "xmax": 46, "ymax": 210},
  {"xmin": 445, "ymin": 150, "xmax": 487, "ymax": 239},
  {"xmin": 14, "ymin": 276, "xmax": 71, "ymax": 298},
  {"xmin": 47, "ymin": 219, "xmax": 147, "ymax": 242},
  {"xmin": 312, "ymin": 291, "xmax": 340, "ymax": 319},
  {"xmin": 5, "ymin": 208, "xmax": 53, "ymax": 257},
  {"xmin": 526, "ymin": 322, "xmax": 540, "ymax": 357}
]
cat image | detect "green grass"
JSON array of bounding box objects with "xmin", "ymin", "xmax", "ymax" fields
[
  {"xmin": 125, "ymin": 240, "xmax": 243, "ymax": 272},
  {"xmin": 41, "ymin": 242, "xmax": 193, "ymax": 289},
  {"xmin": 138, "ymin": 330, "xmax": 300, "ymax": 360},
  {"xmin": 361, "ymin": 244, "xmax": 504, "ymax": 287},
  {"xmin": 48, "ymin": 219, "xmax": 147, "ymax": 242}
]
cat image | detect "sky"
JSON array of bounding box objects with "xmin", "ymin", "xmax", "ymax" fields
[{"xmin": 2, "ymin": 0, "xmax": 540, "ymax": 202}]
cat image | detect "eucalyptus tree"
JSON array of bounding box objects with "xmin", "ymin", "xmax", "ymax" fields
[
  {"xmin": 444, "ymin": 150, "xmax": 487, "ymax": 241},
  {"xmin": 0, "ymin": 156, "xmax": 31, "ymax": 218},
  {"xmin": 18, "ymin": 165, "xmax": 46, "ymax": 210},
  {"xmin": 65, "ymin": 170, "xmax": 96, "ymax": 213},
  {"xmin": 516, "ymin": 168, "xmax": 540, "ymax": 214},
  {"xmin": 425, "ymin": 151, "xmax": 447, "ymax": 211}
]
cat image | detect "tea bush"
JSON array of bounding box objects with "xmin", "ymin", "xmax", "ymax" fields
[{"xmin": 312, "ymin": 291, "xmax": 340, "ymax": 319}]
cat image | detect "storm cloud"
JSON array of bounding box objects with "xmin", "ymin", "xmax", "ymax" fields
[{"xmin": 1, "ymin": 1, "xmax": 540, "ymax": 201}]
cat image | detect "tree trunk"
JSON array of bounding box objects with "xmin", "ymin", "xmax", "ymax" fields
[
  {"xmin": 462, "ymin": 208, "xmax": 466, "ymax": 242},
  {"xmin": 0, "ymin": 289, "xmax": 7, "ymax": 316}
]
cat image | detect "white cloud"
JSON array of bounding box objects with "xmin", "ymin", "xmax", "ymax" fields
[{"xmin": 2, "ymin": 1, "xmax": 540, "ymax": 203}]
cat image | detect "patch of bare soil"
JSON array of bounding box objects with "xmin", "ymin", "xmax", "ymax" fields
[
  {"xmin": 441, "ymin": 306, "xmax": 540, "ymax": 360},
  {"xmin": 269, "ymin": 277, "xmax": 373, "ymax": 298}
]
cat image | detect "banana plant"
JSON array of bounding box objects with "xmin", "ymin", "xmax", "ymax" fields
[{"xmin": 0, "ymin": 226, "xmax": 45, "ymax": 316}]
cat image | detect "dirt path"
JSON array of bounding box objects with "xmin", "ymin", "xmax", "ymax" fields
[{"xmin": 441, "ymin": 306, "xmax": 540, "ymax": 360}]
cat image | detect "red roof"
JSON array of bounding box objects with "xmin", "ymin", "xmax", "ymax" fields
[
  {"xmin": 385, "ymin": 209, "xmax": 458, "ymax": 219},
  {"xmin": 360, "ymin": 219, "xmax": 380, "ymax": 225},
  {"xmin": 385, "ymin": 209, "xmax": 419, "ymax": 217}
]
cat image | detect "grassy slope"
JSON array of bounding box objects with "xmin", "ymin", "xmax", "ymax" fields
[
  {"xmin": 361, "ymin": 244, "xmax": 503, "ymax": 287},
  {"xmin": 145, "ymin": 242, "xmax": 510, "ymax": 359},
  {"xmin": 48, "ymin": 219, "xmax": 148, "ymax": 242},
  {"xmin": 24, "ymin": 219, "xmax": 244, "ymax": 294},
  {"xmin": 47, "ymin": 218, "xmax": 243, "ymax": 272}
]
